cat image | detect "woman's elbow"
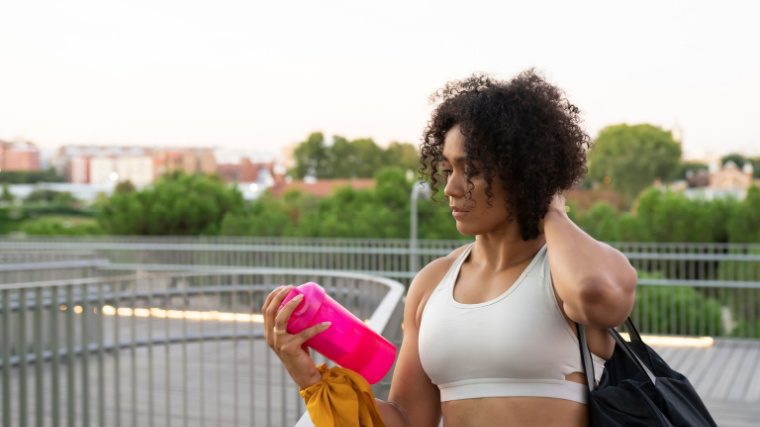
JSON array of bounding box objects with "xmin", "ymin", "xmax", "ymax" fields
[{"xmin": 576, "ymin": 273, "xmax": 637, "ymax": 329}]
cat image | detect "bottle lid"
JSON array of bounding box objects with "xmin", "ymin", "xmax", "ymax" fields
[{"xmin": 280, "ymin": 282, "xmax": 325, "ymax": 334}]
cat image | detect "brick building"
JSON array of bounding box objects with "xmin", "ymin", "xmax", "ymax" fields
[{"xmin": 0, "ymin": 140, "xmax": 41, "ymax": 171}]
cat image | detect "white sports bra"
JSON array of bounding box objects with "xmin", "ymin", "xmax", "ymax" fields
[{"xmin": 418, "ymin": 244, "xmax": 606, "ymax": 404}]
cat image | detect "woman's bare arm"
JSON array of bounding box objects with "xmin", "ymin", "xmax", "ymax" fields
[
  {"xmin": 542, "ymin": 194, "xmax": 638, "ymax": 329},
  {"xmin": 263, "ymin": 258, "xmax": 446, "ymax": 427},
  {"xmin": 376, "ymin": 259, "xmax": 445, "ymax": 427}
]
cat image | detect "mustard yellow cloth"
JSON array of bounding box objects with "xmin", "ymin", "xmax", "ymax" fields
[{"xmin": 300, "ymin": 363, "xmax": 386, "ymax": 427}]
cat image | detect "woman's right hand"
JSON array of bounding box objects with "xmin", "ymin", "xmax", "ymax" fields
[{"xmin": 262, "ymin": 285, "xmax": 332, "ymax": 389}]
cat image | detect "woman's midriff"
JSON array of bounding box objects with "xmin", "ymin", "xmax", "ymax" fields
[{"xmin": 441, "ymin": 396, "xmax": 588, "ymax": 427}]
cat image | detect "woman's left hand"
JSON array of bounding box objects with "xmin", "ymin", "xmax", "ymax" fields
[{"xmin": 538, "ymin": 193, "xmax": 568, "ymax": 233}]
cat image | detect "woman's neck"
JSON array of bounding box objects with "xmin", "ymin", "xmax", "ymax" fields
[{"xmin": 471, "ymin": 232, "xmax": 546, "ymax": 272}]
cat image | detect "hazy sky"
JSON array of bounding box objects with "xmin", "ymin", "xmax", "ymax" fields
[{"xmin": 1, "ymin": 0, "xmax": 758, "ymax": 161}]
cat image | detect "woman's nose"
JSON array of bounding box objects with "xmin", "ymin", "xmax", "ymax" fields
[{"xmin": 443, "ymin": 173, "xmax": 463, "ymax": 199}]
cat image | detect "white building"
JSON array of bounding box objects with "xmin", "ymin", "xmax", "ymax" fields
[{"xmin": 89, "ymin": 156, "xmax": 153, "ymax": 186}]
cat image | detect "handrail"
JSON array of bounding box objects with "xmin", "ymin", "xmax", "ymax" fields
[{"xmin": 1, "ymin": 267, "xmax": 406, "ymax": 427}]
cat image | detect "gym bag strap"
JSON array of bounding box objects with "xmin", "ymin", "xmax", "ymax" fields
[{"xmin": 577, "ymin": 318, "xmax": 717, "ymax": 427}]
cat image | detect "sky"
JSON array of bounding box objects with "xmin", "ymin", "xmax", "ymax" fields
[{"xmin": 1, "ymin": 0, "xmax": 758, "ymax": 162}]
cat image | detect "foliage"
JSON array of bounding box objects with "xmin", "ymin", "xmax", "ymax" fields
[
  {"xmin": 290, "ymin": 132, "xmax": 330, "ymax": 179},
  {"xmin": 288, "ymin": 132, "xmax": 420, "ymax": 179},
  {"xmin": 748, "ymin": 157, "xmax": 760, "ymax": 179},
  {"xmin": 571, "ymin": 188, "xmax": 755, "ymax": 244},
  {"xmin": 24, "ymin": 205, "xmax": 96, "ymax": 217},
  {"xmin": 20, "ymin": 217, "xmax": 103, "ymax": 236},
  {"xmin": 1, "ymin": 184, "xmax": 13, "ymax": 203},
  {"xmin": 726, "ymin": 185, "xmax": 760, "ymax": 243},
  {"xmin": 24, "ymin": 189, "xmax": 78, "ymax": 206},
  {"xmin": 721, "ymin": 153, "xmax": 745, "ymax": 168},
  {"xmin": 98, "ymin": 171, "xmax": 244, "ymax": 235},
  {"xmin": 575, "ymin": 202, "xmax": 620, "ymax": 242},
  {"xmin": 634, "ymin": 189, "xmax": 714, "ymax": 243},
  {"xmin": 587, "ymin": 124, "xmax": 681, "ymax": 201},
  {"xmin": 221, "ymin": 167, "xmax": 464, "ymax": 240},
  {"xmin": 0, "ymin": 167, "xmax": 65, "ymax": 184},
  {"xmin": 671, "ymin": 161, "xmax": 709, "ymax": 181},
  {"xmin": 115, "ymin": 180, "xmax": 136, "ymax": 194},
  {"xmin": 633, "ymin": 283, "xmax": 723, "ymax": 336},
  {"xmin": 0, "ymin": 208, "xmax": 26, "ymax": 234}
]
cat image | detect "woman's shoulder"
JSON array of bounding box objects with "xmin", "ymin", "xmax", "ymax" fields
[{"xmin": 406, "ymin": 244, "xmax": 471, "ymax": 322}]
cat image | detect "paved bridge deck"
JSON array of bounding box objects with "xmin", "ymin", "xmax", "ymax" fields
[{"xmin": 3, "ymin": 337, "xmax": 759, "ymax": 426}]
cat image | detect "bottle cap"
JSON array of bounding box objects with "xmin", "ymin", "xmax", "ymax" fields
[{"xmin": 280, "ymin": 282, "xmax": 326, "ymax": 334}]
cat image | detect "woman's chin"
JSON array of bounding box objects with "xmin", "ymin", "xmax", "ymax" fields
[{"xmin": 454, "ymin": 223, "xmax": 478, "ymax": 236}]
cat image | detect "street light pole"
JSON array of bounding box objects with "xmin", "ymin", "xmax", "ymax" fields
[{"xmin": 410, "ymin": 182, "xmax": 430, "ymax": 275}]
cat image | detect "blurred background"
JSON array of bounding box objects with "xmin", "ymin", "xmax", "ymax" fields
[{"xmin": 1, "ymin": 1, "xmax": 759, "ymax": 426}]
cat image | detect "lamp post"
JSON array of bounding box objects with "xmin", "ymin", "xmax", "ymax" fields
[{"xmin": 410, "ymin": 181, "xmax": 431, "ymax": 275}]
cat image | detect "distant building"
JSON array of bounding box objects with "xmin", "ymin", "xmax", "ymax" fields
[
  {"xmin": 0, "ymin": 140, "xmax": 41, "ymax": 171},
  {"xmin": 57, "ymin": 145, "xmax": 217, "ymax": 185},
  {"xmin": 710, "ymin": 161, "xmax": 754, "ymax": 190},
  {"xmin": 216, "ymin": 163, "xmax": 240, "ymax": 182},
  {"xmin": 153, "ymin": 148, "xmax": 217, "ymax": 178},
  {"xmin": 68, "ymin": 156, "xmax": 90, "ymax": 183},
  {"xmin": 681, "ymin": 160, "xmax": 759, "ymax": 200},
  {"xmin": 269, "ymin": 178, "xmax": 375, "ymax": 198}
]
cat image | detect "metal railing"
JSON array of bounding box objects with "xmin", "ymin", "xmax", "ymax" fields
[
  {"xmin": 0, "ymin": 268, "xmax": 405, "ymax": 427},
  {"xmin": 2, "ymin": 236, "xmax": 759, "ymax": 338},
  {"xmin": 1, "ymin": 237, "xmax": 759, "ymax": 426}
]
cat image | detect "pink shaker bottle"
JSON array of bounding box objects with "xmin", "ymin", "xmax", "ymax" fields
[{"xmin": 278, "ymin": 282, "xmax": 396, "ymax": 384}]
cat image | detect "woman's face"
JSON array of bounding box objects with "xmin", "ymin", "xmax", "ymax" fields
[{"xmin": 442, "ymin": 125, "xmax": 512, "ymax": 236}]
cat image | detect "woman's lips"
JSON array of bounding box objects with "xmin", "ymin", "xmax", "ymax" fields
[{"xmin": 451, "ymin": 206, "xmax": 468, "ymax": 219}]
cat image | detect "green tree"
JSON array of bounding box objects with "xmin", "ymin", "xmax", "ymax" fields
[
  {"xmin": 0, "ymin": 167, "xmax": 65, "ymax": 184},
  {"xmin": 721, "ymin": 153, "xmax": 745, "ymax": 168},
  {"xmin": 727, "ymin": 185, "xmax": 760, "ymax": 243},
  {"xmin": 289, "ymin": 131, "xmax": 419, "ymax": 179},
  {"xmin": 290, "ymin": 132, "xmax": 330, "ymax": 179},
  {"xmin": 349, "ymin": 138, "xmax": 384, "ymax": 178},
  {"xmin": 671, "ymin": 161, "xmax": 709, "ymax": 181},
  {"xmin": 98, "ymin": 171, "xmax": 244, "ymax": 235},
  {"xmin": 326, "ymin": 136, "xmax": 356, "ymax": 178},
  {"xmin": 587, "ymin": 124, "xmax": 682, "ymax": 201},
  {"xmin": 634, "ymin": 188, "xmax": 714, "ymax": 243},
  {"xmin": 746, "ymin": 157, "xmax": 760, "ymax": 178},
  {"xmin": 24, "ymin": 189, "xmax": 77, "ymax": 206},
  {"xmin": 0, "ymin": 184, "xmax": 14, "ymax": 204},
  {"xmin": 384, "ymin": 142, "xmax": 420, "ymax": 174},
  {"xmin": 576, "ymin": 202, "xmax": 620, "ymax": 242},
  {"xmin": 115, "ymin": 180, "xmax": 136, "ymax": 194}
]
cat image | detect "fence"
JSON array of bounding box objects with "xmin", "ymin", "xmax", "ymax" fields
[
  {"xmin": 2, "ymin": 236, "xmax": 759, "ymax": 338},
  {"xmin": 0, "ymin": 267, "xmax": 405, "ymax": 427},
  {"xmin": 1, "ymin": 237, "xmax": 760, "ymax": 427}
]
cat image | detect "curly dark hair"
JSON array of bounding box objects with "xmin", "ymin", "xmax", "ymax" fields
[{"xmin": 419, "ymin": 69, "xmax": 591, "ymax": 240}]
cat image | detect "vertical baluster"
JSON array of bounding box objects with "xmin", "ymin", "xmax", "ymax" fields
[
  {"xmin": 97, "ymin": 283, "xmax": 105, "ymax": 427},
  {"xmin": 181, "ymin": 277, "xmax": 189, "ymax": 427},
  {"xmin": 18, "ymin": 288, "xmax": 28, "ymax": 427},
  {"xmin": 81, "ymin": 284, "xmax": 90, "ymax": 427},
  {"xmin": 50, "ymin": 286, "xmax": 60, "ymax": 427},
  {"xmin": 114, "ymin": 281, "xmax": 122, "ymax": 427},
  {"xmin": 34, "ymin": 287, "xmax": 44, "ymax": 427},
  {"xmin": 232, "ymin": 275, "xmax": 239, "ymax": 427},
  {"xmin": 2, "ymin": 288, "xmax": 12, "ymax": 427},
  {"xmin": 66, "ymin": 285, "xmax": 75, "ymax": 427},
  {"xmin": 165, "ymin": 277, "xmax": 172, "ymax": 427},
  {"xmin": 130, "ymin": 278, "xmax": 137, "ymax": 427},
  {"xmin": 147, "ymin": 278, "xmax": 154, "ymax": 427},
  {"xmin": 216, "ymin": 275, "xmax": 222, "ymax": 427}
]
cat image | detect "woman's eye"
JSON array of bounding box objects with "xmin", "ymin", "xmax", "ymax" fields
[{"xmin": 442, "ymin": 169, "xmax": 452, "ymax": 177}]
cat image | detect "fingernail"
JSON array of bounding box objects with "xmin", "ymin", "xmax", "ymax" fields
[
  {"xmin": 321, "ymin": 322, "xmax": 331, "ymax": 328},
  {"xmin": 293, "ymin": 294, "xmax": 304, "ymax": 301}
]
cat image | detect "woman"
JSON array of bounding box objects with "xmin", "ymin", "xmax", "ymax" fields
[{"xmin": 264, "ymin": 69, "xmax": 638, "ymax": 426}]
